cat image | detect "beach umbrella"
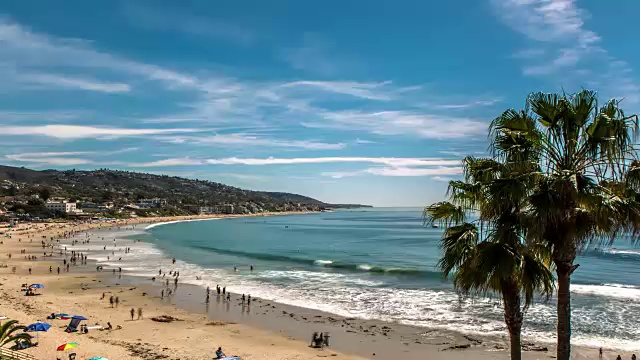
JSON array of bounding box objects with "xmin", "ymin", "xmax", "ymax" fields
[
  {"xmin": 57, "ymin": 342, "xmax": 79, "ymax": 351},
  {"xmin": 29, "ymin": 284, "xmax": 44, "ymax": 289},
  {"xmin": 55, "ymin": 313, "xmax": 70, "ymax": 319},
  {"xmin": 88, "ymin": 357, "xmax": 108, "ymax": 360},
  {"xmin": 27, "ymin": 322, "xmax": 51, "ymax": 332},
  {"xmin": 27, "ymin": 322, "xmax": 51, "ymax": 341},
  {"xmin": 71, "ymin": 315, "xmax": 87, "ymax": 320}
]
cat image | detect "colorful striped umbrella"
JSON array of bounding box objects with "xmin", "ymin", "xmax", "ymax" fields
[{"xmin": 56, "ymin": 342, "xmax": 79, "ymax": 351}]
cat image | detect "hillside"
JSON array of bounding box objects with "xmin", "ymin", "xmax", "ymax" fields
[{"xmin": 0, "ymin": 165, "xmax": 369, "ymax": 214}]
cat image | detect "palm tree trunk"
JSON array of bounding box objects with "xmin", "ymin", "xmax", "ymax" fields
[
  {"xmin": 502, "ymin": 287, "xmax": 523, "ymax": 360},
  {"xmin": 556, "ymin": 262, "xmax": 572, "ymax": 360}
]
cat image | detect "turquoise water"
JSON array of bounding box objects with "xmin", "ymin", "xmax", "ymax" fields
[{"xmin": 85, "ymin": 208, "xmax": 640, "ymax": 350}]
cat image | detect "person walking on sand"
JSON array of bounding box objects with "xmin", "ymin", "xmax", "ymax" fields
[
  {"xmin": 138, "ymin": 308, "xmax": 143, "ymax": 320},
  {"xmin": 161, "ymin": 289, "xmax": 164, "ymax": 298},
  {"xmin": 115, "ymin": 296, "xmax": 120, "ymax": 308},
  {"xmin": 226, "ymin": 293, "xmax": 231, "ymax": 302},
  {"xmin": 28, "ymin": 268, "xmax": 31, "ymax": 275},
  {"xmin": 109, "ymin": 296, "xmax": 114, "ymax": 308},
  {"xmin": 57, "ymin": 266, "xmax": 60, "ymax": 274},
  {"xmin": 223, "ymin": 287, "xmax": 226, "ymax": 295},
  {"xmin": 632, "ymin": 354, "xmax": 637, "ymax": 360},
  {"xmin": 599, "ymin": 348, "xmax": 603, "ymax": 359},
  {"xmin": 49, "ymin": 266, "xmax": 52, "ymax": 273},
  {"xmin": 617, "ymin": 355, "xmax": 622, "ymax": 360},
  {"xmin": 130, "ymin": 308, "xmax": 135, "ymax": 320}
]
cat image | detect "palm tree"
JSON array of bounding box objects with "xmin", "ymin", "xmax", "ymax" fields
[
  {"xmin": 489, "ymin": 90, "xmax": 640, "ymax": 360},
  {"xmin": 425, "ymin": 155, "xmax": 554, "ymax": 360},
  {"xmin": 0, "ymin": 320, "xmax": 31, "ymax": 348}
]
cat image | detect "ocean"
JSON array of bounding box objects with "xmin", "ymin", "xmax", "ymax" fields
[{"xmin": 78, "ymin": 208, "xmax": 640, "ymax": 350}]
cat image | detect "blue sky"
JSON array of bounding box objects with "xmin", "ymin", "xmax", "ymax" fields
[{"xmin": 0, "ymin": 0, "xmax": 638, "ymax": 206}]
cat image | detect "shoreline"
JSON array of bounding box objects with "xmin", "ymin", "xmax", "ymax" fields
[{"xmin": 0, "ymin": 215, "xmax": 630, "ymax": 359}]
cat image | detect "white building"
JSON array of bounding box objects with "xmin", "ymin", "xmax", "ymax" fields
[{"xmin": 45, "ymin": 201, "xmax": 77, "ymax": 214}]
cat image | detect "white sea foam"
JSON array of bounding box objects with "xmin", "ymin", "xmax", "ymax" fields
[
  {"xmin": 144, "ymin": 217, "xmax": 220, "ymax": 230},
  {"xmin": 603, "ymin": 248, "xmax": 640, "ymax": 256},
  {"xmin": 313, "ymin": 260, "xmax": 333, "ymax": 265},
  {"xmin": 571, "ymin": 284, "xmax": 640, "ymax": 299}
]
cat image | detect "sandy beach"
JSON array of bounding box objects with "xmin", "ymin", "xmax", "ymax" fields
[{"xmin": 0, "ymin": 215, "xmax": 631, "ymax": 359}]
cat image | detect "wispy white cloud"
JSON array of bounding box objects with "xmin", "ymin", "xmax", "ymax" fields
[
  {"xmin": 159, "ymin": 134, "xmax": 346, "ymax": 150},
  {"xmin": 303, "ymin": 110, "xmax": 487, "ymax": 139},
  {"xmin": 354, "ymin": 138, "xmax": 376, "ymax": 144},
  {"xmin": 364, "ymin": 166, "xmax": 463, "ymax": 177},
  {"xmin": 136, "ymin": 156, "xmax": 461, "ymax": 167},
  {"xmin": 0, "ymin": 18, "xmax": 198, "ymax": 90},
  {"xmin": 281, "ymin": 80, "xmax": 405, "ymax": 101},
  {"xmin": 426, "ymin": 98, "xmax": 502, "ymax": 110},
  {"xmin": 5, "ymin": 152, "xmax": 93, "ymax": 166},
  {"xmin": 492, "ymin": 0, "xmax": 640, "ymax": 103},
  {"xmin": 492, "ymin": 0, "xmax": 599, "ymax": 45},
  {"xmin": 4, "ymin": 147, "xmax": 140, "ymax": 166},
  {"xmin": 432, "ymin": 176, "xmax": 456, "ymax": 182},
  {"xmin": 122, "ymin": 3, "xmax": 255, "ymax": 45},
  {"xmin": 21, "ymin": 73, "xmax": 131, "ymax": 93},
  {"xmin": 131, "ymin": 156, "xmax": 463, "ymax": 179},
  {"xmin": 0, "ymin": 110, "xmax": 89, "ymax": 124},
  {"xmin": 0, "ymin": 125, "xmax": 199, "ymax": 139},
  {"xmin": 322, "ymin": 166, "xmax": 463, "ymax": 178}
]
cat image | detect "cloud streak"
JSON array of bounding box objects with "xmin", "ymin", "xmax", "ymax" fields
[
  {"xmin": 21, "ymin": 73, "xmax": 131, "ymax": 93},
  {"xmin": 1, "ymin": 125, "xmax": 199, "ymax": 139},
  {"xmin": 135, "ymin": 156, "xmax": 461, "ymax": 167},
  {"xmin": 157, "ymin": 134, "xmax": 346, "ymax": 150},
  {"xmin": 303, "ymin": 110, "xmax": 487, "ymax": 139}
]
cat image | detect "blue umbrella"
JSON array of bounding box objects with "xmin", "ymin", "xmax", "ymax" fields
[
  {"xmin": 29, "ymin": 284, "xmax": 44, "ymax": 289},
  {"xmin": 72, "ymin": 315, "xmax": 87, "ymax": 320},
  {"xmin": 27, "ymin": 322, "xmax": 51, "ymax": 332}
]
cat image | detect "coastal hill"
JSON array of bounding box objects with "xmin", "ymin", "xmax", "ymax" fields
[{"xmin": 0, "ymin": 165, "xmax": 369, "ymax": 216}]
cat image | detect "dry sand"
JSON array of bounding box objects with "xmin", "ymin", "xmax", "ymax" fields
[{"xmin": 0, "ymin": 216, "xmax": 631, "ymax": 359}]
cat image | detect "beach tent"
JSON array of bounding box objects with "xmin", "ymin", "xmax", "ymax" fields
[
  {"xmin": 29, "ymin": 284, "xmax": 44, "ymax": 289},
  {"xmin": 66, "ymin": 318, "xmax": 84, "ymax": 332}
]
